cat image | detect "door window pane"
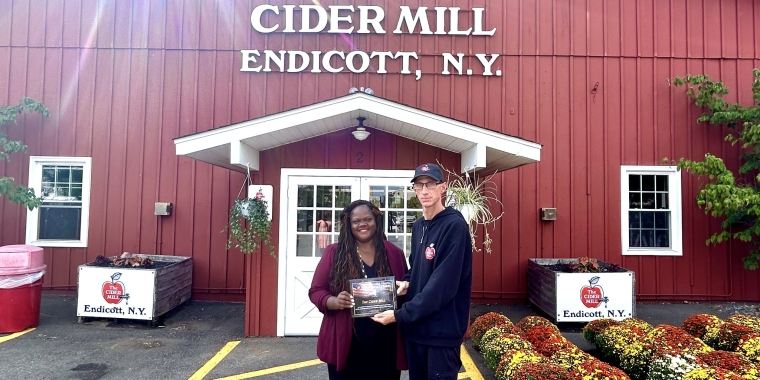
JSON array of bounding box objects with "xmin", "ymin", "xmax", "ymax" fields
[
  {"xmin": 316, "ymin": 186, "xmax": 333, "ymax": 208},
  {"xmin": 389, "ymin": 186, "xmax": 403, "ymax": 208},
  {"xmin": 297, "ymin": 210, "xmax": 313, "ymax": 232},
  {"xmin": 369, "ymin": 186, "xmax": 385, "ymax": 208},
  {"xmin": 297, "ymin": 185, "xmax": 314, "ymax": 207},
  {"xmin": 296, "ymin": 235, "xmax": 314, "ymax": 257},
  {"xmin": 335, "ymin": 186, "xmax": 351, "ymax": 208}
]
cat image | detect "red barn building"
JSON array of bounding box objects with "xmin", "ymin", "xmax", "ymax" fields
[{"xmin": 1, "ymin": 0, "xmax": 759, "ymax": 336}]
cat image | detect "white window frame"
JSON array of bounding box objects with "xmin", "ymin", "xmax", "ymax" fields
[
  {"xmin": 26, "ymin": 156, "xmax": 92, "ymax": 247},
  {"xmin": 620, "ymin": 165, "xmax": 683, "ymax": 256}
]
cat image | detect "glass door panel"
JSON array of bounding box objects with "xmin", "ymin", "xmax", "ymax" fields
[{"xmin": 362, "ymin": 177, "xmax": 422, "ymax": 261}]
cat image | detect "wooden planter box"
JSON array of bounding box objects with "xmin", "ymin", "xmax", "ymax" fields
[
  {"xmin": 527, "ymin": 258, "xmax": 635, "ymax": 323},
  {"xmin": 76, "ymin": 254, "xmax": 192, "ymax": 325}
]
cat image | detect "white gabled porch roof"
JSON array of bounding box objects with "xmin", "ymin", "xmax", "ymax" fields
[{"xmin": 173, "ymin": 92, "xmax": 541, "ymax": 174}]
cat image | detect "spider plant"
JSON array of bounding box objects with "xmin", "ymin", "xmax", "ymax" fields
[{"xmin": 440, "ymin": 163, "xmax": 504, "ymax": 253}]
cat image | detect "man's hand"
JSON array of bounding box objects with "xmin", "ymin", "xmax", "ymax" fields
[
  {"xmin": 371, "ymin": 310, "xmax": 396, "ymax": 325},
  {"xmin": 396, "ymin": 281, "xmax": 409, "ymax": 296}
]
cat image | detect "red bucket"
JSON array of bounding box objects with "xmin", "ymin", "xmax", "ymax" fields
[{"xmin": 0, "ymin": 278, "xmax": 43, "ymax": 333}]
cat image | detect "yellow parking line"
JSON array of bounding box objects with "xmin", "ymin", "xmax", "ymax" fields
[
  {"xmin": 0, "ymin": 328, "xmax": 35, "ymax": 344},
  {"xmin": 460, "ymin": 344, "xmax": 484, "ymax": 380},
  {"xmin": 188, "ymin": 341, "xmax": 241, "ymax": 380},
  {"xmin": 213, "ymin": 359, "xmax": 323, "ymax": 380}
]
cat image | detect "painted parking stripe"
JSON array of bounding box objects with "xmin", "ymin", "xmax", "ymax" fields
[
  {"xmin": 213, "ymin": 359, "xmax": 323, "ymax": 380},
  {"xmin": 0, "ymin": 327, "xmax": 36, "ymax": 344},
  {"xmin": 188, "ymin": 340, "xmax": 241, "ymax": 380},
  {"xmin": 459, "ymin": 344, "xmax": 485, "ymax": 380},
  {"xmin": 200, "ymin": 342, "xmax": 482, "ymax": 380}
]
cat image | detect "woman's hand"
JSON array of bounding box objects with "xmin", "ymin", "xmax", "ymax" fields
[{"xmin": 328, "ymin": 291, "xmax": 353, "ymax": 310}]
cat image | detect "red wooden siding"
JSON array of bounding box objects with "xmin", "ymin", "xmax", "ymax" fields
[{"xmin": 0, "ymin": 0, "xmax": 759, "ymax": 336}]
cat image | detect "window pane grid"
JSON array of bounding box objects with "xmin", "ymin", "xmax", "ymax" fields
[
  {"xmin": 295, "ymin": 184, "xmax": 345, "ymax": 257},
  {"xmin": 36, "ymin": 164, "xmax": 86, "ymax": 241},
  {"xmin": 41, "ymin": 165, "xmax": 84, "ymax": 204},
  {"xmin": 627, "ymin": 174, "xmax": 671, "ymax": 249},
  {"xmin": 371, "ymin": 184, "xmax": 421, "ymax": 260}
]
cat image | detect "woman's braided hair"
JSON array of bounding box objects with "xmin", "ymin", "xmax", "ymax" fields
[{"xmin": 329, "ymin": 200, "xmax": 392, "ymax": 294}]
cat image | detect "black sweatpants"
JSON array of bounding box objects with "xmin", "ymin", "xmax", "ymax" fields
[
  {"xmin": 326, "ymin": 333, "xmax": 400, "ymax": 380},
  {"xmin": 405, "ymin": 341, "xmax": 462, "ymax": 380}
]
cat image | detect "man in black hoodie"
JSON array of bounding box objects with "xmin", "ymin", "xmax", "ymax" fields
[{"xmin": 372, "ymin": 163, "xmax": 472, "ymax": 380}]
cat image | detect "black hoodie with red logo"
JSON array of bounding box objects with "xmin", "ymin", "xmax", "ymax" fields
[{"xmin": 394, "ymin": 207, "xmax": 472, "ymax": 347}]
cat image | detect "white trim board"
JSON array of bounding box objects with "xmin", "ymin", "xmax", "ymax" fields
[{"xmin": 175, "ymin": 93, "xmax": 541, "ymax": 175}]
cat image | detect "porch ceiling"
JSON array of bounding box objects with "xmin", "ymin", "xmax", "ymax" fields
[{"xmin": 173, "ymin": 92, "xmax": 541, "ymax": 174}]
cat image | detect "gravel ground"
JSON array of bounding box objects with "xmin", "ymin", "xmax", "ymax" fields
[{"xmin": 707, "ymin": 302, "xmax": 760, "ymax": 317}]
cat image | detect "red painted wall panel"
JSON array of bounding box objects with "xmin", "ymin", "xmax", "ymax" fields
[{"xmin": 0, "ymin": 0, "xmax": 759, "ymax": 336}]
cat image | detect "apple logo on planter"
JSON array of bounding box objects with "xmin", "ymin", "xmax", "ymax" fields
[
  {"xmin": 580, "ymin": 276, "xmax": 609, "ymax": 308},
  {"xmin": 102, "ymin": 272, "xmax": 129, "ymax": 305}
]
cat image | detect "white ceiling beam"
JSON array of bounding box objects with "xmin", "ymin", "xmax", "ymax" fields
[
  {"xmin": 461, "ymin": 143, "xmax": 486, "ymax": 173},
  {"xmin": 230, "ymin": 140, "xmax": 260, "ymax": 171}
]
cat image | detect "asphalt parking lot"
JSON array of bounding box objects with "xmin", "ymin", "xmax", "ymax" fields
[
  {"xmin": 0, "ymin": 295, "xmax": 487, "ymax": 380},
  {"xmin": 0, "ymin": 295, "xmax": 747, "ymax": 380}
]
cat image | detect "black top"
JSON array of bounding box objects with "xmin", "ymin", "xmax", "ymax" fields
[
  {"xmin": 353, "ymin": 261, "xmax": 378, "ymax": 341},
  {"xmin": 395, "ymin": 207, "xmax": 473, "ymax": 347}
]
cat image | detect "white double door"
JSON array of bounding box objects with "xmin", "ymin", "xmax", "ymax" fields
[{"xmin": 279, "ymin": 171, "xmax": 420, "ymax": 336}]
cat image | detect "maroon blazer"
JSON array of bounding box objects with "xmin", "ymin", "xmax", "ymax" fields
[{"xmin": 309, "ymin": 240, "xmax": 409, "ymax": 371}]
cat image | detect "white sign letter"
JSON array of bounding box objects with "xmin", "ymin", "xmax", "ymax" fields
[
  {"xmin": 301, "ymin": 5, "xmax": 328, "ymax": 33},
  {"xmin": 282, "ymin": 5, "xmax": 296, "ymax": 33},
  {"xmin": 287, "ymin": 51, "xmax": 310, "ymax": 72},
  {"xmin": 370, "ymin": 51, "xmax": 394, "ymax": 73},
  {"xmin": 346, "ymin": 51, "xmax": 370, "ymax": 73},
  {"xmin": 240, "ymin": 50, "xmax": 262, "ymax": 72},
  {"xmin": 250, "ymin": 5, "xmax": 279, "ymax": 33},
  {"xmin": 448, "ymin": 8, "xmax": 472, "ymax": 35},
  {"xmin": 475, "ymin": 54, "xmax": 499, "ymax": 75},
  {"xmin": 472, "ymin": 8, "xmax": 496, "ymax": 36},
  {"xmin": 357, "ymin": 6, "xmax": 386, "ymax": 34},
  {"xmin": 393, "ymin": 6, "xmax": 432, "ymax": 34},
  {"xmin": 394, "ymin": 52, "xmax": 418, "ymax": 74},
  {"xmin": 310, "ymin": 51, "xmax": 322, "ymax": 73},
  {"xmin": 434, "ymin": 7, "xmax": 447, "ymax": 35},
  {"xmin": 329, "ymin": 5, "xmax": 354, "ymax": 34},
  {"xmin": 441, "ymin": 53, "xmax": 464, "ymax": 75},
  {"xmin": 322, "ymin": 51, "xmax": 345, "ymax": 73},
  {"xmin": 263, "ymin": 50, "xmax": 286, "ymax": 72}
]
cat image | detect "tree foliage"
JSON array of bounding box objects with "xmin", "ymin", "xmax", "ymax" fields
[
  {"xmin": 0, "ymin": 97, "xmax": 50, "ymax": 210},
  {"xmin": 671, "ymin": 69, "xmax": 760, "ymax": 269}
]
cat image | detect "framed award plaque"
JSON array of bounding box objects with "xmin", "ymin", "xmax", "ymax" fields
[{"xmin": 348, "ymin": 276, "xmax": 397, "ymax": 318}]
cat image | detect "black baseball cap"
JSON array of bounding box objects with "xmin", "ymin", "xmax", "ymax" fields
[{"xmin": 411, "ymin": 163, "xmax": 444, "ymax": 183}]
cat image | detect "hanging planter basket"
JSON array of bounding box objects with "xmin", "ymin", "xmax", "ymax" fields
[
  {"xmin": 224, "ymin": 172, "xmax": 275, "ymax": 256},
  {"xmin": 441, "ymin": 163, "xmax": 504, "ymax": 254}
]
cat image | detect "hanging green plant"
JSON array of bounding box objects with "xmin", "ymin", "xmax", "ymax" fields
[
  {"xmin": 225, "ymin": 197, "xmax": 275, "ymax": 256},
  {"xmin": 440, "ymin": 162, "xmax": 504, "ymax": 254}
]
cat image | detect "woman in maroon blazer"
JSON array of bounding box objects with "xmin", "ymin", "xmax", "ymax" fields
[{"xmin": 309, "ymin": 200, "xmax": 409, "ymax": 380}]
